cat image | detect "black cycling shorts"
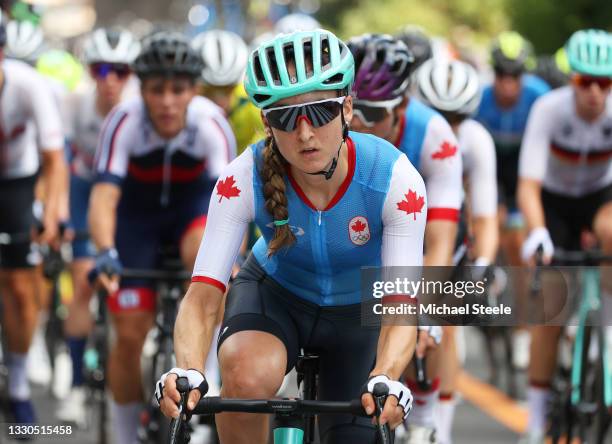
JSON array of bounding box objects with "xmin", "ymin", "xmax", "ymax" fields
[
  {"xmin": 218, "ymin": 254, "xmax": 379, "ymax": 444},
  {"xmin": 543, "ymin": 183, "xmax": 612, "ymax": 251},
  {"xmin": 496, "ymin": 150, "xmax": 520, "ymax": 212},
  {"xmin": 0, "ymin": 175, "xmax": 38, "ymax": 269}
]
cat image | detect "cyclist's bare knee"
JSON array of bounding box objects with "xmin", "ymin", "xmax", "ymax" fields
[
  {"xmin": 593, "ymin": 202, "xmax": 612, "ymax": 253},
  {"xmin": 219, "ymin": 331, "xmax": 286, "ymax": 398}
]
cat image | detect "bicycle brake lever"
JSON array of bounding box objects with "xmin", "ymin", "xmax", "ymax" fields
[
  {"xmin": 372, "ymin": 382, "xmax": 393, "ymax": 444},
  {"xmin": 169, "ymin": 377, "xmax": 191, "ymax": 444}
]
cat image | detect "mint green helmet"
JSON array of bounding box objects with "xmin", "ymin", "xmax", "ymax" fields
[
  {"xmin": 566, "ymin": 29, "xmax": 612, "ymax": 77},
  {"xmin": 244, "ymin": 29, "xmax": 354, "ymax": 109}
]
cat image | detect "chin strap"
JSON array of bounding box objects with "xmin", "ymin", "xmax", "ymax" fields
[{"xmin": 307, "ymin": 108, "xmax": 350, "ymax": 181}]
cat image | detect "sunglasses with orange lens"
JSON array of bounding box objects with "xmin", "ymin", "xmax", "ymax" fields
[{"xmin": 572, "ymin": 74, "xmax": 612, "ymax": 90}]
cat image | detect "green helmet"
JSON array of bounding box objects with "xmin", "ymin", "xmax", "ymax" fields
[
  {"xmin": 36, "ymin": 49, "xmax": 84, "ymax": 91},
  {"xmin": 565, "ymin": 29, "xmax": 612, "ymax": 77},
  {"xmin": 244, "ymin": 29, "xmax": 354, "ymax": 109},
  {"xmin": 490, "ymin": 31, "xmax": 534, "ymax": 74}
]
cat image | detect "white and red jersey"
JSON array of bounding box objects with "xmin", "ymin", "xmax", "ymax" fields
[
  {"xmin": 395, "ymin": 98, "xmax": 463, "ymax": 222},
  {"xmin": 519, "ymin": 86, "xmax": 612, "ymax": 197},
  {"xmin": 457, "ymin": 119, "xmax": 497, "ymax": 217},
  {"xmin": 193, "ymin": 132, "xmax": 426, "ymax": 306},
  {"xmin": 67, "ymin": 83, "xmax": 139, "ymax": 181},
  {"xmin": 0, "ymin": 59, "xmax": 64, "ymax": 179},
  {"xmin": 93, "ymin": 95, "xmax": 236, "ymax": 207}
]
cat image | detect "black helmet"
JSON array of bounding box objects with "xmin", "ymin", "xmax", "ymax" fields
[
  {"xmin": 132, "ymin": 31, "xmax": 203, "ymax": 79},
  {"xmin": 395, "ymin": 25, "xmax": 432, "ymax": 70},
  {"xmin": 490, "ymin": 31, "xmax": 534, "ymax": 75},
  {"xmin": 532, "ymin": 55, "xmax": 569, "ymax": 89}
]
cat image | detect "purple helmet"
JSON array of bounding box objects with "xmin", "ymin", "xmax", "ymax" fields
[{"xmin": 347, "ymin": 34, "xmax": 415, "ymax": 101}]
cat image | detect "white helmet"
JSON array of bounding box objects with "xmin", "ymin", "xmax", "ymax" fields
[
  {"xmin": 274, "ymin": 13, "xmax": 320, "ymax": 34},
  {"xmin": 417, "ymin": 59, "xmax": 481, "ymax": 115},
  {"xmin": 5, "ymin": 20, "xmax": 45, "ymax": 63},
  {"xmin": 191, "ymin": 30, "xmax": 248, "ymax": 86},
  {"xmin": 83, "ymin": 28, "xmax": 140, "ymax": 65}
]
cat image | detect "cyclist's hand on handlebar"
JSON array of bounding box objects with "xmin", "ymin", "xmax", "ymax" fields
[
  {"xmin": 416, "ymin": 325, "xmax": 442, "ymax": 358},
  {"xmin": 156, "ymin": 368, "xmax": 208, "ymax": 418},
  {"xmin": 521, "ymin": 227, "xmax": 554, "ymax": 265},
  {"xmin": 361, "ymin": 375, "xmax": 413, "ymax": 429},
  {"xmin": 89, "ymin": 248, "xmax": 122, "ymax": 293}
]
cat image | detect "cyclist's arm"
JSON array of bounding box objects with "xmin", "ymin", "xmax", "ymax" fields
[
  {"xmin": 28, "ymin": 70, "xmax": 67, "ymax": 240},
  {"xmin": 420, "ymin": 115, "xmax": 462, "ymax": 266},
  {"xmin": 89, "ymin": 108, "xmax": 132, "ymax": 249},
  {"xmin": 89, "ymin": 183, "xmax": 121, "ymax": 250},
  {"xmin": 39, "ymin": 150, "xmax": 68, "ymax": 241},
  {"xmin": 176, "ymin": 149, "xmax": 254, "ymax": 371},
  {"xmin": 372, "ymin": 154, "xmax": 425, "ymax": 378},
  {"xmin": 517, "ymin": 96, "xmax": 552, "ymax": 231},
  {"xmin": 465, "ymin": 121, "xmax": 498, "ymax": 263}
]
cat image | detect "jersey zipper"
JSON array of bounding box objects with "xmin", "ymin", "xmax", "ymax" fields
[
  {"xmin": 318, "ymin": 210, "xmax": 322, "ymax": 226},
  {"xmin": 160, "ymin": 144, "xmax": 172, "ymax": 207}
]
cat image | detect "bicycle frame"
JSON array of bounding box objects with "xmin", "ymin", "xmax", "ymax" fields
[{"xmin": 570, "ymin": 266, "xmax": 612, "ymax": 410}]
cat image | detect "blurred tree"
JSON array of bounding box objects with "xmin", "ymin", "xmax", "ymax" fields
[
  {"xmin": 334, "ymin": 0, "xmax": 507, "ymax": 42},
  {"xmin": 507, "ymin": 0, "xmax": 612, "ymax": 53}
]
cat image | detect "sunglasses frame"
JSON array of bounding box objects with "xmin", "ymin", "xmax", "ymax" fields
[
  {"xmin": 262, "ymin": 96, "xmax": 347, "ymax": 131},
  {"xmin": 572, "ymin": 74, "xmax": 612, "ymax": 90},
  {"xmin": 352, "ymin": 96, "xmax": 403, "ymax": 128},
  {"xmin": 90, "ymin": 62, "xmax": 132, "ymax": 80}
]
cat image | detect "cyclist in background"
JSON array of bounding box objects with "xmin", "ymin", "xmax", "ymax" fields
[
  {"xmin": 531, "ymin": 48, "xmax": 570, "ymax": 90},
  {"xmin": 475, "ymin": 31, "xmax": 550, "ymax": 371},
  {"xmin": 348, "ymin": 34, "xmax": 462, "ymax": 443},
  {"xmin": 0, "ymin": 17, "xmax": 67, "ymax": 425},
  {"xmin": 192, "ymin": 29, "xmax": 263, "ymax": 155},
  {"xmin": 157, "ymin": 28, "xmax": 424, "ymax": 444},
  {"xmin": 517, "ymin": 29, "xmax": 612, "ymax": 444},
  {"xmin": 395, "ymin": 25, "xmax": 433, "ymax": 72},
  {"xmin": 416, "ymin": 59, "xmax": 499, "ymax": 444},
  {"xmin": 56, "ymin": 28, "xmax": 140, "ymax": 426},
  {"xmin": 273, "ymin": 12, "xmax": 320, "ymax": 34},
  {"xmin": 88, "ymin": 31, "xmax": 235, "ymax": 444}
]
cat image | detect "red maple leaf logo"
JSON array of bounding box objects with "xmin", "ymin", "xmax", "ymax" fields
[
  {"xmin": 431, "ymin": 141, "xmax": 457, "ymax": 160},
  {"xmin": 351, "ymin": 219, "xmax": 367, "ymax": 233},
  {"xmin": 397, "ymin": 189, "xmax": 425, "ymax": 220},
  {"xmin": 216, "ymin": 176, "xmax": 241, "ymax": 202}
]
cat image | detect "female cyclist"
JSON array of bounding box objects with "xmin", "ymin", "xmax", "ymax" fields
[{"xmin": 156, "ymin": 29, "xmax": 429, "ymax": 443}]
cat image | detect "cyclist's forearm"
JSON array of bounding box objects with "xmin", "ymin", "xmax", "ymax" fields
[
  {"xmin": 472, "ymin": 216, "xmax": 498, "ymax": 263},
  {"xmin": 41, "ymin": 150, "xmax": 67, "ymax": 226},
  {"xmin": 371, "ymin": 325, "xmax": 417, "ymax": 380},
  {"xmin": 517, "ymin": 178, "xmax": 545, "ymax": 231},
  {"xmin": 174, "ymin": 282, "xmax": 224, "ymax": 372},
  {"xmin": 424, "ymin": 221, "xmax": 457, "ymax": 266},
  {"xmin": 89, "ymin": 183, "xmax": 120, "ymax": 250}
]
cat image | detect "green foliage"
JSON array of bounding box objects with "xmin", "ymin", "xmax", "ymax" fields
[
  {"xmin": 507, "ymin": 0, "xmax": 612, "ymax": 53},
  {"xmin": 332, "ymin": 0, "xmax": 508, "ymax": 41}
]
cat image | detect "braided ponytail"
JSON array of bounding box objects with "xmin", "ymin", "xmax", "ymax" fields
[{"xmin": 261, "ymin": 136, "xmax": 295, "ymax": 256}]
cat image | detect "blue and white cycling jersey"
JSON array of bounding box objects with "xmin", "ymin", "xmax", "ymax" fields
[
  {"xmin": 475, "ymin": 74, "xmax": 550, "ymax": 154},
  {"xmin": 192, "ymin": 131, "xmax": 427, "ymax": 306},
  {"xmin": 394, "ymin": 98, "xmax": 462, "ymax": 222}
]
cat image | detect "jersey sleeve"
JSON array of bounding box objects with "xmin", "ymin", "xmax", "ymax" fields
[
  {"xmin": 199, "ymin": 112, "xmax": 237, "ymax": 180},
  {"xmin": 518, "ymin": 94, "xmax": 553, "ymax": 182},
  {"xmin": 191, "ymin": 148, "xmax": 255, "ymax": 292},
  {"xmin": 92, "ymin": 106, "xmax": 132, "ymax": 185},
  {"xmin": 26, "ymin": 71, "xmax": 64, "ymax": 151},
  {"xmin": 381, "ymin": 154, "xmax": 427, "ymax": 267},
  {"xmin": 418, "ymin": 114, "xmax": 463, "ymax": 222},
  {"xmin": 464, "ymin": 121, "xmax": 498, "ymax": 217}
]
